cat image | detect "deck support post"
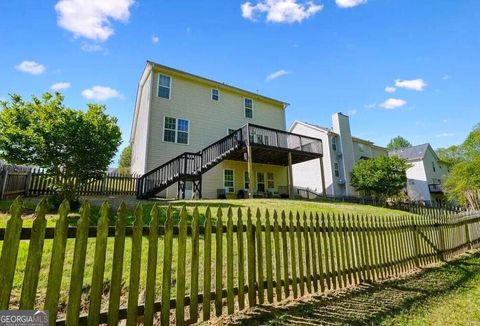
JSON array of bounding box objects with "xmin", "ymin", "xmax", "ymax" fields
[
  {"xmin": 247, "ymin": 145, "xmax": 254, "ymax": 199},
  {"xmin": 319, "ymin": 157, "xmax": 327, "ymax": 197},
  {"xmin": 287, "ymin": 152, "xmax": 293, "ymax": 199}
]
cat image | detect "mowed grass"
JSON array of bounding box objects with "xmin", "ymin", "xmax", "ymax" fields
[
  {"xmin": 379, "ymin": 253, "xmax": 480, "ymax": 326},
  {"xmin": 0, "ymin": 197, "xmax": 412, "ymax": 319}
]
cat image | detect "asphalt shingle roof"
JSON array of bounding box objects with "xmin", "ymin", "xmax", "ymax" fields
[{"xmin": 388, "ymin": 143, "xmax": 430, "ymax": 161}]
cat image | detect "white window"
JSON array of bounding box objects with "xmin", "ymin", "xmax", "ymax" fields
[
  {"xmin": 224, "ymin": 169, "xmax": 234, "ymax": 193},
  {"xmin": 158, "ymin": 74, "xmax": 171, "ymax": 99},
  {"xmin": 332, "ymin": 137, "xmax": 337, "ymax": 151},
  {"xmin": 212, "ymin": 88, "xmax": 219, "ymax": 101},
  {"xmin": 432, "ymin": 161, "xmax": 436, "ymax": 172},
  {"xmin": 267, "ymin": 172, "xmax": 274, "ymax": 189},
  {"xmin": 334, "ymin": 163, "xmax": 339, "ymax": 178},
  {"xmin": 244, "ymin": 98, "xmax": 253, "ymax": 118},
  {"xmin": 244, "ymin": 171, "xmax": 250, "ymax": 189},
  {"xmin": 163, "ymin": 117, "xmax": 189, "ymax": 144},
  {"xmin": 257, "ymin": 172, "xmax": 265, "ymax": 192}
]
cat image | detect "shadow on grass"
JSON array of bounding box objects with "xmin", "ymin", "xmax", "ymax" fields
[{"xmin": 230, "ymin": 251, "xmax": 480, "ymax": 326}]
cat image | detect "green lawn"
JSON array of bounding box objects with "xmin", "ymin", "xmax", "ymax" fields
[
  {"xmin": 0, "ymin": 196, "xmax": 410, "ymax": 228},
  {"xmin": 380, "ymin": 254, "xmax": 480, "ymax": 326}
]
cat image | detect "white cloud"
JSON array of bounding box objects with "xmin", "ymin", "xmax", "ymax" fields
[
  {"xmin": 51, "ymin": 82, "xmax": 71, "ymax": 91},
  {"xmin": 364, "ymin": 103, "xmax": 376, "ymax": 109},
  {"xmin": 442, "ymin": 75, "xmax": 450, "ymax": 80},
  {"xmin": 55, "ymin": 0, "xmax": 134, "ymax": 42},
  {"xmin": 81, "ymin": 86, "xmax": 122, "ymax": 101},
  {"xmin": 14, "ymin": 61, "xmax": 46, "ymax": 75},
  {"xmin": 152, "ymin": 35, "xmax": 159, "ymax": 44},
  {"xmin": 395, "ymin": 78, "xmax": 427, "ymax": 91},
  {"xmin": 436, "ymin": 132, "xmax": 455, "ymax": 138},
  {"xmin": 266, "ymin": 69, "xmax": 290, "ymax": 82},
  {"xmin": 241, "ymin": 0, "xmax": 323, "ymax": 23},
  {"xmin": 335, "ymin": 0, "xmax": 367, "ymax": 8},
  {"xmin": 347, "ymin": 109, "xmax": 357, "ymax": 115},
  {"xmin": 80, "ymin": 42, "xmax": 105, "ymax": 52},
  {"xmin": 385, "ymin": 86, "xmax": 396, "ymax": 93},
  {"xmin": 380, "ymin": 98, "xmax": 407, "ymax": 110}
]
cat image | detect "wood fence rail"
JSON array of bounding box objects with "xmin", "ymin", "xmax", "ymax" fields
[
  {"xmin": 1, "ymin": 198, "xmax": 480, "ymax": 325},
  {"xmin": 0, "ymin": 167, "xmax": 140, "ymax": 199}
]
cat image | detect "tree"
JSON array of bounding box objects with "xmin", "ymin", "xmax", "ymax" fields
[
  {"xmin": 463, "ymin": 124, "xmax": 480, "ymax": 159},
  {"xmin": 436, "ymin": 145, "xmax": 465, "ymax": 166},
  {"xmin": 350, "ymin": 156, "xmax": 410, "ymax": 201},
  {"xmin": 118, "ymin": 144, "xmax": 132, "ymax": 174},
  {"xmin": 444, "ymin": 155, "xmax": 480, "ymax": 209},
  {"xmin": 0, "ymin": 93, "xmax": 122, "ymax": 204},
  {"xmin": 387, "ymin": 136, "xmax": 412, "ymax": 150}
]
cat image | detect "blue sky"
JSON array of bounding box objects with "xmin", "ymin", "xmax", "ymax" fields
[{"xmin": 1, "ymin": 0, "xmax": 479, "ymax": 164}]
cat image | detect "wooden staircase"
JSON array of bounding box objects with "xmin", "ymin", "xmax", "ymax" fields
[{"xmin": 136, "ymin": 128, "xmax": 244, "ymax": 199}]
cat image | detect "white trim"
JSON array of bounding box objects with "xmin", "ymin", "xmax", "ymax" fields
[
  {"xmin": 211, "ymin": 88, "xmax": 220, "ymax": 102},
  {"xmin": 157, "ymin": 73, "xmax": 172, "ymax": 100},
  {"xmin": 244, "ymin": 97, "xmax": 254, "ymax": 119},
  {"xmin": 223, "ymin": 168, "xmax": 235, "ymax": 193},
  {"xmin": 162, "ymin": 115, "xmax": 190, "ymax": 145}
]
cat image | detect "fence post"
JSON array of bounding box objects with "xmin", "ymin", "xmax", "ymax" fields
[
  {"xmin": 411, "ymin": 216, "xmax": 420, "ymax": 268},
  {"xmin": 101, "ymin": 175, "xmax": 107, "ymax": 196},
  {"xmin": 465, "ymin": 220, "xmax": 472, "ymax": 250},
  {"xmin": 24, "ymin": 170, "xmax": 32, "ymax": 197},
  {"xmin": 0, "ymin": 168, "xmax": 8, "ymax": 200}
]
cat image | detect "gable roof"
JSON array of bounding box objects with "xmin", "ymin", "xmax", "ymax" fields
[
  {"xmin": 289, "ymin": 120, "xmax": 334, "ymax": 134},
  {"xmin": 388, "ymin": 143, "xmax": 431, "ymax": 161}
]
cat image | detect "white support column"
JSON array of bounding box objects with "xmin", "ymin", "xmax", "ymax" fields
[{"xmin": 288, "ymin": 152, "xmax": 293, "ymax": 199}]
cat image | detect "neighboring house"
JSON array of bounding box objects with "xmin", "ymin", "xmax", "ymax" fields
[
  {"xmin": 289, "ymin": 113, "xmax": 388, "ymax": 197},
  {"xmin": 389, "ymin": 144, "xmax": 449, "ymax": 204},
  {"xmin": 130, "ymin": 61, "xmax": 323, "ymax": 199}
]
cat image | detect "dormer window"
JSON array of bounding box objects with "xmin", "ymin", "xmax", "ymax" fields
[{"xmin": 212, "ymin": 88, "xmax": 219, "ymax": 101}]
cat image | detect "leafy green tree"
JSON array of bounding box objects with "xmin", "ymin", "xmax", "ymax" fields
[
  {"xmin": 0, "ymin": 93, "xmax": 122, "ymax": 204},
  {"xmin": 444, "ymin": 155, "xmax": 480, "ymax": 209},
  {"xmin": 350, "ymin": 156, "xmax": 410, "ymax": 201},
  {"xmin": 436, "ymin": 145, "xmax": 465, "ymax": 166},
  {"xmin": 463, "ymin": 124, "xmax": 480, "ymax": 159},
  {"xmin": 118, "ymin": 144, "xmax": 132, "ymax": 174},
  {"xmin": 387, "ymin": 136, "xmax": 412, "ymax": 150}
]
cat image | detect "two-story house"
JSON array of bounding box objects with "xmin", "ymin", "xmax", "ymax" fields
[
  {"xmin": 130, "ymin": 61, "xmax": 323, "ymax": 199},
  {"xmin": 289, "ymin": 113, "xmax": 388, "ymax": 197},
  {"xmin": 389, "ymin": 144, "xmax": 449, "ymax": 204}
]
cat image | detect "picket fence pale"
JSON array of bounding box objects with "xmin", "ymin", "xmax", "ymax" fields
[{"xmin": 1, "ymin": 198, "xmax": 480, "ymax": 325}]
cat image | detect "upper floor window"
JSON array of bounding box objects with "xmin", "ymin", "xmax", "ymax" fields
[
  {"xmin": 244, "ymin": 98, "xmax": 253, "ymax": 118},
  {"xmin": 332, "ymin": 137, "xmax": 337, "ymax": 151},
  {"xmin": 212, "ymin": 88, "xmax": 219, "ymax": 101},
  {"xmin": 432, "ymin": 161, "xmax": 436, "ymax": 172},
  {"xmin": 334, "ymin": 162, "xmax": 339, "ymax": 177},
  {"xmin": 158, "ymin": 74, "xmax": 171, "ymax": 99},
  {"xmin": 163, "ymin": 116, "xmax": 189, "ymax": 144}
]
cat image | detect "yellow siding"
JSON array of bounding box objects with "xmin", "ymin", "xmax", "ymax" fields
[{"xmin": 146, "ymin": 72, "xmax": 286, "ymax": 172}]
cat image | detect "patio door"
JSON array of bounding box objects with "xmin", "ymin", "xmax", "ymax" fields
[
  {"xmin": 184, "ymin": 181, "xmax": 193, "ymax": 199},
  {"xmin": 257, "ymin": 172, "xmax": 265, "ymax": 193}
]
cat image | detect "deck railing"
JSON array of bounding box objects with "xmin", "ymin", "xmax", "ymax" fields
[{"xmin": 246, "ymin": 124, "xmax": 323, "ymax": 155}]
